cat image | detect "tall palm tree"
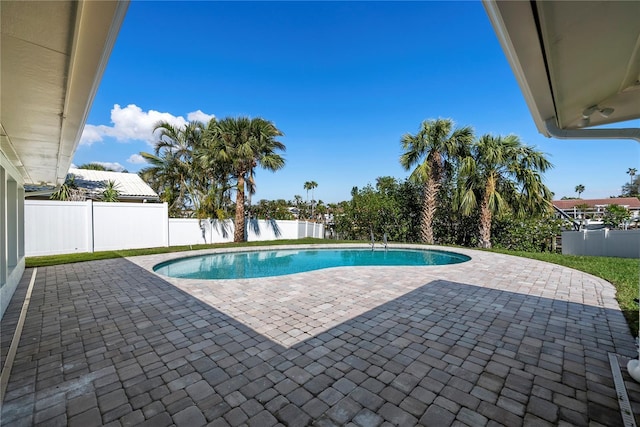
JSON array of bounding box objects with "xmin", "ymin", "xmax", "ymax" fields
[
  {"xmin": 139, "ymin": 121, "xmax": 206, "ymax": 217},
  {"xmin": 303, "ymin": 181, "xmax": 312, "ymax": 219},
  {"xmin": 303, "ymin": 181, "xmax": 318, "ymax": 219},
  {"xmin": 202, "ymin": 117, "xmax": 285, "ymax": 242},
  {"xmin": 459, "ymin": 134, "xmax": 553, "ymax": 248},
  {"xmin": 628, "ymin": 168, "xmax": 637, "ymax": 185},
  {"xmin": 400, "ymin": 118, "xmax": 474, "ymax": 244},
  {"xmin": 575, "ymin": 184, "xmax": 585, "ymax": 198},
  {"xmin": 138, "ymin": 151, "xmax": 185, "ymax": 216}
]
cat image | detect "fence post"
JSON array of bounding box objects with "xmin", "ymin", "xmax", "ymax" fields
[
  {"xmin": 87, "ymin": 200, "xmax": 94, "ymax": 253},
  {"xmin": 162, "ymin": 203, "xmax": 169, "ymax": 247}
]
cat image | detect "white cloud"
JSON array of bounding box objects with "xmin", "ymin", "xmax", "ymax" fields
[
  {"xmin": 95, "ymin": 162, "xmax": 125, "ymax": 172},
  {"xmin": 187, "ymin": 110, "xmax": 216, "ymax": 123},
  {"xmin": 80, "ymin": 104, "xmax": 215, "ymax": 146},
  {"xmin": 79, "ymin": 126, "xmax": 104, "ymax": 145},
  {"xmin": 127, "ymin": 154, "xmax": 147, "ymax": 164}
]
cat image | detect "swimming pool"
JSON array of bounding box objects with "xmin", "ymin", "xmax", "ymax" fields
[{"xmin": 153, "ymin": 247, "xmax": 470, "ymax": 280}]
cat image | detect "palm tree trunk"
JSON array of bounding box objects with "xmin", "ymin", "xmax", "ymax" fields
[
  {"xmin": 420, "ymin": 177, "xmax": 439, "ymax": 244},
  {"xmin": 478, "ymin": 194, "xmax": 492, "ymax": 249},
  {"xmin": 234, "ymin": 175, "xmax": 246, "ymax": 242}
]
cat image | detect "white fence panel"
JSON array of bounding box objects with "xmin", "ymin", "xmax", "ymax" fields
[
  {"xmin": 247, "ymin": 220, "xmax": 277, "ymax": 241},
  {"xmin": 606, "ymin": 230, "xmax": 640, "ymax": 258},
  {"xmin": 168, "ymin": 219, "xmax": 320, "ymax": 245},
  {"xmin": 169, "ymin": 219, "xmax": 209, "ymax": 246},
  {"xmin": 25, "ymin": 200, "xmax": 92, "ymax": 256},
  {"xmin": 25, "ymin": 201, "xmax": 323, "ymax": 256},
  {"xmin": 210, "ymin": 220, "xmax": 235, "ymax": 243},
  {"xmin": 312, "ymin": 222, "xmax": 324, "ymax": 238},
  {"xmin": 247, "ymin": 219, "xmax": 299, "ymax": 241},
  {"xmin": 562, "ymin": 229, "xmax": 640, "ymax": 258},
  {"xmin": 298, "ymin": 221, "xmax": 307, "ymax": 238},
  {"xmin": 93, "ymin": 202, "xmax": 168, "ymax": 251},
  {"xmin": 272, "ymin": 220, "xmax": 304, "ymax": 240},
  {"xmin": 168, "ymin": 219, "xmax": 235, "ymax": 245}
]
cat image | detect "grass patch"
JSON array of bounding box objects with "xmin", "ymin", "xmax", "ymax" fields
[
  {"xmin": 489, "ymin": 248, "xmax": 640, "ymax": 336},
  {"xmin": 26, "ymin": 241, "xmax": 639, "ymax": 335}
]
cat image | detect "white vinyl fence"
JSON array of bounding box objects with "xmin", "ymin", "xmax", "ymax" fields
[
  {"xmin": 167, "ymin": 218, "xmax": 323, "ymax": 245},
  {"xmin": 25, "ymin": 200, "xmax": 323, "ymax": 256},
  {"xmin": 562, "ymin": 229, "xmax": 640, "ymax": 258}
]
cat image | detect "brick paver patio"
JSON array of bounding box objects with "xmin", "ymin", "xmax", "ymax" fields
[{"xmin": 1, "ymin": 244, "xmax": 639, "ymax": 426}]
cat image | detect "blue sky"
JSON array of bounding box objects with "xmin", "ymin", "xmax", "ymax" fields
[{"xmin": 75, "ymin": 1, "xmax": 639, "ymax": 203}]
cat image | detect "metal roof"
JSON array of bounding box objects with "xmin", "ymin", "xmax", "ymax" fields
[
  {"xmin": 68, "ymin": 168, "xmax": 159, "ymax": 201},
  {"xmin": 553, "ymin": 197, "xmax": 640, "ymax": 210},
  {"xmin": 483, "ymin": 1, "xmax": 640, "ymax": 135}
]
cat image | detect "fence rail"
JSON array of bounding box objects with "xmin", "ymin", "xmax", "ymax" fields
[{"xmin": 25, "ymin": 200, "xmax": 324, "ymax": 256}]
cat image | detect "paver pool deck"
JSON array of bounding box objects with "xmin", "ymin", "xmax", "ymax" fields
[{"xmin": 1, "ymin": 244, "xmax": 639, "ymax": 426}]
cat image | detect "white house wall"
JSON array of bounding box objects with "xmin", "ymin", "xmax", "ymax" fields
[{"xmin": 1, "ymin": 151, "xmax": 26, "ymax": 319}]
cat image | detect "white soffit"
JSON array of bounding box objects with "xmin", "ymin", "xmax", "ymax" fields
[
  {"xmin": 483, "ymin": 0, "xmax": 640, "ymax": 135},
  {"xmin": 0, "ymin": 1, "xmax": 128, "ymax": 186}
]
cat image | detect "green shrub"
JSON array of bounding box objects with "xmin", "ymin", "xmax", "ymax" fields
[{"xmin": 491, "ymin": 215, "xmax": 563, "ymax": 252}]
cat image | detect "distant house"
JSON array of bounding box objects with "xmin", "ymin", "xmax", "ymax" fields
[
  {"xmin": 553, "ymin": 197, "xmax": 640, "ymax": 221},
  {"xmin": 27, "ymin": 168, "xmax": 160, "ymax": 203}
]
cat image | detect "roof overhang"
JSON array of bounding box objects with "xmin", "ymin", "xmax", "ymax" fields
[
  {"xmin": 483, "ymin": 0, "xmax": 640, "ymax": 135},
  {"xmin": 0, "ymin": 1, "xmax": 129, "ymax": 187}
]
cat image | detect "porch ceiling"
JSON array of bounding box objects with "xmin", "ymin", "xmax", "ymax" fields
[
  {"xmin": 0, "ymin": 1, "xmax": 128, "ymax": 186},
  {"xmin": 483, "ymin": 0, "xmax": 640, "ymax": 135}
]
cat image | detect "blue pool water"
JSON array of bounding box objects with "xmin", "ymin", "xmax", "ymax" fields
[{"xmin": 153, "ymin": 248, "xmax": 470, "ymax": 280}]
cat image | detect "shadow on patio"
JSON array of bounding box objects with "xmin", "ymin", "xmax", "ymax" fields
[{"xmin": 1, "ymin": 256, "xmax": 638, "ymax": 426}]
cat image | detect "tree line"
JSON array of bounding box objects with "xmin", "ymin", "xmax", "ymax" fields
[
  {"xmin": 332, "ymin": 118, "xmax": 561, "ymax": 250},
  {"xmin": 139, "ymin": 117, "xmax": 285, "ymax": 243},
  {"xmin": 380, "ymin": 118, "xmax": 553, "ymax": 249},
  {"xmin": 136, "ymin": 116, "xmax": 561, "ymax": 248},
  {"xmin": 333, "ymin": 175, "xmax": 563, "ymax": 252},
  {"xmin": 56, "ymin": 114, "xmax": 635, "ymax": 248}
]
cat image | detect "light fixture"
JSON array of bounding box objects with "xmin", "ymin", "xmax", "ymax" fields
[
  {"xmin": 598, "ymin": 107, "xmax": 614, "ymax": 118},
  {"xmin": 582, "ymin": 105, "xmax": 598, "ymax": 119},
  {"xmin": 578, "ymin": 104, "xmax": 615, "ymax": 127}
]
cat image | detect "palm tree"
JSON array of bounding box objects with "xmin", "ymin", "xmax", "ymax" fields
[
  {"xmin": 628, "ymin": 168, "xmax": 637, "ymax": 185},
  {"xmin": 138, "ymin": 151, "xmax": 186, "ymax": 216},
  {"xmin": 315, "ymin": 200, "xmax": 327, "ymax": 224},
  {"xmin": 50, "ymin": 173, "xmax": 86, "ymax": 201},
  {"xmin": 77, "ymin": 163, "xmax": 109, "ymax": 171},
  {"xmin": 139, "ymin": 121, "xmax": 206, "ymax": 217},
  {"xmin": 202, "ymin": 117, "xmax": 285, "ymax": 242},
  {"xmin": 459, "ymin": 134, "xmax": 553, "ymax": 248},
  {"xmin": 304, "ymin": 181, "xmax": 318, "ymax": 220},
  {"xmin": 101, "ymin": 180, "xmax": 120, "ymax": 202},
  {"xmin": 400, "ymin": 118, "xmax": 474, "ymax": 244},
  {"xmin": 293, "ymin": 195, "xmax": 303, "ymax": 218},
  {"xmin": 303, "ymin": 182, "xmax": 312, "ymax": 219},
  {"xmin": 575, "ymin": 184, "xmax": 585, "ymax": 198}
]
